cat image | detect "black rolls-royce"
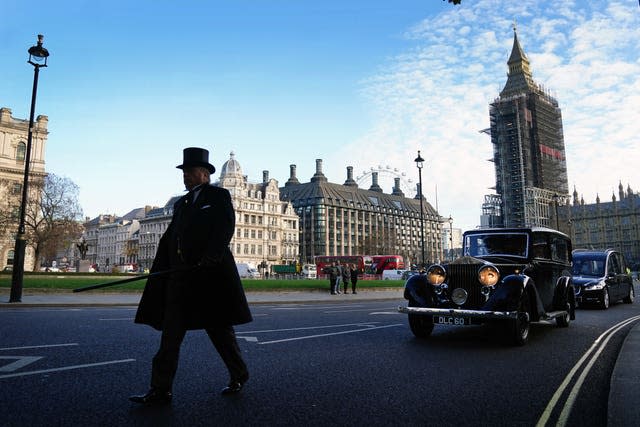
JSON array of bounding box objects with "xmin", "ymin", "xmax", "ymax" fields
[{"xmin": 399, "ymin": 227, "xmax": 575, "ymax": 345}]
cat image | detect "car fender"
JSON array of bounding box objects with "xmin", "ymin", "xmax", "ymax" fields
[
  {"xmin": 403, "ymin": 273, "xmax": 432, "ymax": 306},
  {"xmin": 484, "ymin": 274, "xmax": 525, "ymax": 312},
  {"xmin": 485, "ymin": 274, "xmax": 542, "ymax": 321}
]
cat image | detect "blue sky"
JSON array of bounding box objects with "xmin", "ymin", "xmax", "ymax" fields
[{"xmin": 1, "ymin": 0, "xmax": 639, "ymax": 233}]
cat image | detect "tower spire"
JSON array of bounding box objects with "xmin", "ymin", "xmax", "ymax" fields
[{"xmin": 500, "ymin": 24, "xmax": 535, "ymax": 97}]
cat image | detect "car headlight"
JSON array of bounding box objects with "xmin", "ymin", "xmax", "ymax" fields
[
  {"xmin": 478, "ymin": 265, "xmax": 500, "ymax": 287},
  {"xmin": 426, "ymin": 265, "xmax": 446, "ymax": 285},
  {"xmin": 585, "ymin": 281, "xmax": 606, "ymax": 291}
]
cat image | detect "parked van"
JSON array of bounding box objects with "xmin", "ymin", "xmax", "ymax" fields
[
  {"xmin": 236, "ymin": 263, "xmax": 260, "ymax": 278},
  {"xmin": 301, "ymin": 264, "xmax": 317, "ymax": 279},
  {"xmin": 382, "ymin": 269, "xmax": 409, "ymax": 280}
]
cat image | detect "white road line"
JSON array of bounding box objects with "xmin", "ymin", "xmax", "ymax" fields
[
  {"xmin": 272, "ymin": 304, "xmax": 368, "ymax": 310},
  {"xmin": 536, "ymin": 315, "xmax": 640, "ymax": 427},
  {"xmin": 0, "ymin": 343, "xmax": 78, "ymax": 351},
  {"xmin": 324, "ymin": 308, "xmax": 399, "ymax": 313},
  {"xmin": 99, "ymin": 318, "xmax": 134, "ymax": 321},
  {"xmin": 0, "ymin": 359, "xmax": 136, "ymax": 380},
  {"xmin": 0, "ymin": 356, "xmax": 43, "ymax": 372},
  {"xmin": 258, "ymin": 324, "xmax": 402, "ymax": 345},
  {"xmin": 239, "ymin": 322, "xmax": 380, "ymax": 334}
]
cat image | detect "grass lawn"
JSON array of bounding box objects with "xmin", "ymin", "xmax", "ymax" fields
[{"xmin": 0, "ymin": 273, "xmax": 403, "ymax": 292}]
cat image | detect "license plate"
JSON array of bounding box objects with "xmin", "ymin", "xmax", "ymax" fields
[{"xmin": 433, "ymin": 315, "xmax": 470, "ymax": 326}]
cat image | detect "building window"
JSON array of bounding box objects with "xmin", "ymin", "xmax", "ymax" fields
[
  {"xmin": 16, "ymin": 143, "xmax": 26, "ymax": 161},
  {"xmin": 11, "ymin": 183, "xmax": 22, "ymax": 195},
  {"xmin": 6, "ymin": 250, "xmax": 14, "ymax": 266}
]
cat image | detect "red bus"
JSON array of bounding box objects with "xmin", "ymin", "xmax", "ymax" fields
[
  {"xmin": 315, "ymin": 255, "xmax": 372, "ymax": 277},
  {"xmin": 369, "ymin": 255, "xmax": 405, "ymax": 274}
]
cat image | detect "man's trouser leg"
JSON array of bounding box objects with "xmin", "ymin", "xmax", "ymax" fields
[
  {"xmin": 206, "ymin": 326, "xmax": 249, "ymax": 383},
  {"xmin": 150, "ymin": 322, "xmax": 186, "ymax": 391}
]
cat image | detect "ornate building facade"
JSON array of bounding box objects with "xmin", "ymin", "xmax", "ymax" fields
[
  {"xmin": 0, "ymin": 107, "xmax": 48, "ymax": 270},
  {"xmin": 219, "ymin": 152, "xmax": 299, "ymax": 271},
  {"xmin": 280, "ymin": 159, "xmax": 442, "ymax": 266},
  {"xmin": 486, "ymin": 27, "xmax": 569, "ymax": 229},
  {"xmin": 559, "ymin": 183, "xmax": 640, "ymax": 269}
]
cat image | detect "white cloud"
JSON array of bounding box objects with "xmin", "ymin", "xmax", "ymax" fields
[{"xmin": 327, "ymin": 0, "xmax": 640, "ymax": 232}]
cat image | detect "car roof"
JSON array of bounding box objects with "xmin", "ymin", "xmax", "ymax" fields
[
  {"xmin": 572, "ymin": 249, "xmax": 613, "ymax": 260},
  {"xmin": 464, "ymin": 227, "xmax": 569, "ymax": 238}
]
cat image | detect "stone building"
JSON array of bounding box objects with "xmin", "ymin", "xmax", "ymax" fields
[
  {"xmin": 84, "ymin": 207, "xmax": 149, "ymax": 271},
  {"xmin": 138, "ymin": 199, "xmax": 178, "ymax": 271},
  {"xmin": 560, "ymin": 183, "xmax": 640, "ymax": 269},
  {"xmin": 218, "ymin": 152, "xmax": 299, "ymax": 272},
  {"xmin": 0, "ymin": 107, "xmax": 48, "ymax": 270},
  {"xmin": 280, "ymin": 159, "xmax": 442, "ymax": 266}
]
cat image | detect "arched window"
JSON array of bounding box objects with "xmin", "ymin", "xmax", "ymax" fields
[
  {"xmin": 16, "ymin": 142, "xmax": 26, "ymax": 161},
  {"xmin": 6, "ymin": 250, "xmax": 14, "ymax": 266}
]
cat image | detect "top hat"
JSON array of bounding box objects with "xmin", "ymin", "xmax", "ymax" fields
[{"xmin": 176, "ymin": 147, "xmax": 216, "ymax": 174}]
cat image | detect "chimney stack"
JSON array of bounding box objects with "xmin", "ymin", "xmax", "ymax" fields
[
  {"xmin": 392, "ymin": 177, "xmax": 404, "ymax": 197},
  {"xmin": 343, "ymin": 166, "xmax": 358, "ymax": 187},
  {"xmin": 311, "ymin": 159, "xmax": 328, "ymax": 182},
  {"xmin": 369, "ymin": 172, "xmax": 383, "ymax": 193},
  {"xmin": 285, "ymin": 164, "xmax": 300, "ymax": 186}
]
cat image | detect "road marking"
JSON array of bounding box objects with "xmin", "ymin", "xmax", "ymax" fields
[
  {"xmin": 0, "ymin": 359, "xmax": 136, "ymax": 380},
  {"xmin": 236, "ymin": 336, "xmax": 258, "ymax": 342},
  {"xmin": 239, "ymin": 322, "xmax": 380, "ymax": 334},
  {"xmin": 536, "ymin": 315, "xmax": 640, "ymax": 427},
  {"xmin": 272, "ymin": 304, "xmax": 368, "ymax": 310},
  {"xmin": 369, "ymin": 312, "xmax": 403, "ymax": 315},
  {"xmin": 99, "ymin": 318, "xmax": 134, "ymax": 321},
  {"xmin": 258, "ymin": 324, "xmax": 402, "ymax": 345},
  {"xmin": 0, "ymin": 356, "xmax": 43, "ymax": 372},
  {"xmin": 0, "ymin": 343, "xmax": 78, "ymax": 351},
  {"xmin": 324, "ymin": 308, "xmax": 389, "ymax": 313}
]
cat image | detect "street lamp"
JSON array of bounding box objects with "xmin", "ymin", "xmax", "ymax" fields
[
  {"xmin": 552, "ymin": 193, "xmax": 560, "ymax": 231},
  {"xmin": 448, "ymin": 215, "xmax": 453, "ymax": 261},
  {"xmin": 9, "ymin": 35, "xmax": 50, "ymax": 303},
  {"xmin": 414, "ymin": 151, "xmax": 425, "ymax": 268}
]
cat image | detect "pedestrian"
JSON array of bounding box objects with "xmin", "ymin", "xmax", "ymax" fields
[
  {"xmin": 129, "ymin": 147, "xmax": 252, "ymax": 405},
  {"xmin": 341, "ymin": 262, "xmax": 351, "ymax": 294},
  {"xmin": 350, "ymin": 264, "xmax": 358, "ymax": 294},
  {"xmin": 335, "ymin": 262, "xmax": 343, "ymax": 294},
  {"xmin": 325, "ymin": 262, "xmax": 338, "ymax": 294}
]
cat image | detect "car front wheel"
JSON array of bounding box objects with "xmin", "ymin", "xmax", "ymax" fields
[
  {"xmin": 556, "ymin": 301, "xmax": 571, "ymax": 327},
  {"xmin": 599, "ymin": 288, "xmax": 610, "ymax": 309},
  {"xmin": 623, "ymin": 285, "xmax": 634, "ymax": 304},
  {"xmin": 408, "ymin": 313, "xmax": 434, "ymax": 339}
]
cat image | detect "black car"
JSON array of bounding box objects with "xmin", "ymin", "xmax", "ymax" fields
[
  {"xmin": 572, "ymin": 249, "xmax": 634, "ymax": 309},
  {"xmin": 399, "ymin": 227, "xmax": 575, "ymax": 345}
]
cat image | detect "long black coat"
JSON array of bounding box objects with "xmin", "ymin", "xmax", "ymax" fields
[{"xmin": 134, "ymin": 185, "xmax": 252, "ymax": 330}]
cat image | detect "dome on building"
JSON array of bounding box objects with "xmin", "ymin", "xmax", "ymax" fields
[{"xmin": 220, "ymin": 151, "xmax": 243, "ymax": 178}]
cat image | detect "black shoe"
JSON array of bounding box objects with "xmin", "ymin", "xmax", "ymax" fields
[
  {"xmin": 331, "ymin": 292, "xmax": 336, "ymax": 295},
  {"xmin": 129, "ymin": 388, "xmax": 172, "ymax": 405},
  {"xmin": 353, "ymin": 291, "xmax": 357, "ymax": 294},
  {"xmin": 221, "ymin": 380, "xmax": 246, "ymax": 395}
]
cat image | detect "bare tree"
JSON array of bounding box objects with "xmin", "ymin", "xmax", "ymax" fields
[{"xmin": 23, "ymin": 174, "xmax": 84, "ymax": 268}]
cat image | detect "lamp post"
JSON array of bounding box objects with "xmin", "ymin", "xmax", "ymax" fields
[
  {"xmin": 10, "ymin": 35, "xmax": 50, "ymax": 303},
  {"xmin": 552, "ymin": 193, "xmax": 560, "ymax": 231},
  {"xmin": 414, "ymin": 151, "xmax": 425, "ymax": 268},
  {"xmin": 448, "ymin": 215, "xmax": 453, "ymax": 261}
]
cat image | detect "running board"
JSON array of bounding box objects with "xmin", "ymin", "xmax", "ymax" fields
[{"xmin": 541, "ymin": 310, "xmax": 568, "ymax": 321}]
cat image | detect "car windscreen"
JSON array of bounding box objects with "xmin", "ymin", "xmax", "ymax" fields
[
  {"xmin": 464, "ymin": 233, "xmax": 528, "ymax": 258},
  {"xmin": 572, "ymin": 255, "xmax": 606, "ymax": 277}
]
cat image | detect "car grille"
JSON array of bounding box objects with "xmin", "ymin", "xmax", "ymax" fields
[{"xmin": 446, "ymin": 264, "xmax": 484, "ymax": 309}]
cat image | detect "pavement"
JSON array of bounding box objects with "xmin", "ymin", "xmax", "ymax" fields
[{"xmin": 1, "ymin": 287, "xmax": 638, "ymax": 425}]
